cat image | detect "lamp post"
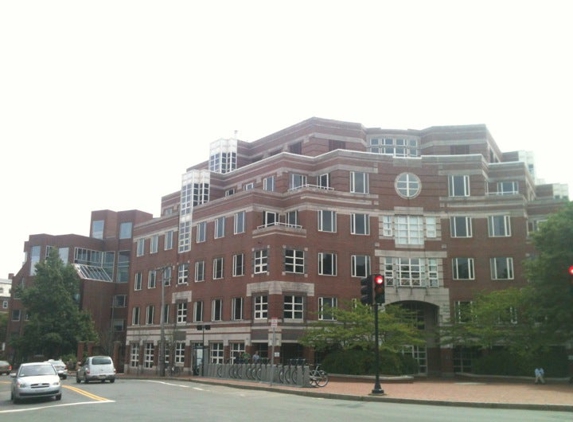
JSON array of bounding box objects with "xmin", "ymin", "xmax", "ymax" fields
[
  {"xmin": 197, "ymin": 324, "xmax": 210, "ymax": 375},
  {"xmin": 157, "ymin": 265, "xmax": 170, "ymax": 377}
]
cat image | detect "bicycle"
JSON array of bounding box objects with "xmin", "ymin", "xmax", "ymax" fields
[
  {"xmin": 169, "ymin": 365, "xmax": 183, "ymax": 377},
  {"xmin": 309, "ymin": 364, "xmax": 328, "ymax": 387}
]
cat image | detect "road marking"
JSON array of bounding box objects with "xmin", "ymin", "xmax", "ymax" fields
[
  {"xmin": 64, "ymin": 384, "xmax": 112, "ymax": 401},
  {"xmin": 141, "ymin": 380, "xmax": 191, "ymax": 388},
  {"xmin": 0, "ymin": 401, "xmax": 112, "ymax": 414}
]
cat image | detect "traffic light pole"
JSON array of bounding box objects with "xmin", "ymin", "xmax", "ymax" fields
[{"xmin": 372, "ymin": 303, "xmax": 384, "ymax": 395}]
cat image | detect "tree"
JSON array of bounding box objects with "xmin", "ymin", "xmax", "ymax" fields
[
  {"xmin": 12, "ymin": 248, "xmax": 98, "ymax": 360},
  {"xmin": 299, "ymin": 302, "xmax": 424, "ymax": 353},
  {"xmin": 438, "ymin": 288, "xmax": 534, "ymax": 355},
  {"xmin": 524, "ymin": 201, "xmax": 573, "ymax": 347}
]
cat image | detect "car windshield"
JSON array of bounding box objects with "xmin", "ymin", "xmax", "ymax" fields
[
  {"xmin": 92, "ymin": 357, "xmax": 112, "ymax": 365},
  {"xmin": 20, "ymin": 365, "xmax": 56, "ymax": 377}
]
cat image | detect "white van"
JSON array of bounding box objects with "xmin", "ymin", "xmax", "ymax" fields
[{"xmin": 76, "ymin": 356, "xmax": 116, "ymax": 383}]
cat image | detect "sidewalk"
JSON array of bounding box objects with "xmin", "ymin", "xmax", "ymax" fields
[{"xmin": 162, "ymin": 375, "xmax": 573, "ymax": 412}]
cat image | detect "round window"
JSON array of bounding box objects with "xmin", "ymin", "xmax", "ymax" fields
[{"xmin": 395, "ymin": 173, "xmax": 421, "ymax": 198}]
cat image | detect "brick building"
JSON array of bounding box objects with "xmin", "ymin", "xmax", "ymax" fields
[{"xmin": 6, "ymin": 117, "xmax": 569, "ymax": 376}]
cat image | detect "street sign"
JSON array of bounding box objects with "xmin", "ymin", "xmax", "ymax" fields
[{"xmin": 271, "ymin": 317, "xmax": 278, "ymax": 328}]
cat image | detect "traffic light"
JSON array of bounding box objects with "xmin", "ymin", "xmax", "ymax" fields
[
  {"xmin": 569, "ymin": 266, "xmax": 573, "ymax": 296},
  {"xmin": 360, "ymin": 275, "xmax": 373, "ymax": 305},
  {"xmin": 373, "ymin": 274, "xmax": 385, "ymax": 304}
]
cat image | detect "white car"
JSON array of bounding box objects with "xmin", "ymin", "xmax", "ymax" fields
[
  {"xmin": 46, "ymin": 359, "xmax": 68, "ymax": 380},
  {"xmin": 11, "ymin": 362, "xmax": 62, "ymax": 403}
]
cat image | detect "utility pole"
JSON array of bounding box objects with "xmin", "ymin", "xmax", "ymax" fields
[{"xmin": 157, "ymin": 265, "xmax": 170, "ymax": 377}]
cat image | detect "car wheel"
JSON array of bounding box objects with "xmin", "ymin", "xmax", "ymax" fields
[
  {"xmin": 110, "ymin": 378, "xmax": 115, "ymax": 383},
  {"xmin": 62, "ymin": 375, "xmax": 67, "ymax": 380},
  {"xmin": 101, "ymin": 379, "xmax": 105, "ymax": 383},
  {"xmin": 55, "ymin": 393, "xmax": 62, "ymax": 401},
  {"xmin": 76, "ymin": 374, "xmax": 81, "ymax": 383}
]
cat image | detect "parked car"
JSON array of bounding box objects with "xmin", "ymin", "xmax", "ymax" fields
[
  {"xmin": 11, "ymin": 362, "xmax": 62, "ymax": 403},
  {"xmin": 0, "ymin": 360, "xmax": 12, "ymax": 375},
  {"xmin": 46, "ymin": 359, "xmax": 68, "ymax": 379},
  {"xmin": 76, "ymin": 355, "xmax": 116, "ymax": 383}
]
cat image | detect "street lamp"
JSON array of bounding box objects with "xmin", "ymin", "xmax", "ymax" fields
[
  {"xmin": 197, "ymin": 324, "xmax": 210, "ymax": 375},
  {"xmin": 157, "ymin": 265, "xmax": 171, "ymax": 377}
]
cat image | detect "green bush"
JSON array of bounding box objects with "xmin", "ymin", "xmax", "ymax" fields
[
  {"xmin": 472, "ymin": 347, "xmax": 568, "ymax": 377},
  {"xmin": 321, "ymin": 349, "xmax": 419, "ymax": 376}
]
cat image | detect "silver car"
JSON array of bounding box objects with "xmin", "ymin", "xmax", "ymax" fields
[
  {"xmin": 76, "ymin": 355, "xmax": 116, "ymax": 383},
  {"xmin": 11, "ymin": 362, "xmax": 62, "ymax": 403},
  {"xmin": 46, "ymin": 359, "xmax": 68, "ymax": 379}
]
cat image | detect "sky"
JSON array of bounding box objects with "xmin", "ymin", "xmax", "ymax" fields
[{"xmin": 1, "ymin": 0, "xmax": 572, "ymax": 279}]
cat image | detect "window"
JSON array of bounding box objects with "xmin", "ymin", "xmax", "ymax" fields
[
  {"xmin": 213, "ymin": 257, "xmax": 224, "ymax": 279},
  {"xmin": 117, "ymin": 250, "xmax": 130, "ymax": 283},
  {"xmin": 395, "ymin": 215, "xmax": 424, "ymax": 245},
  {"xmin": 150, "ymin": 235, "xmax": 159, "ymax": 254},
  {"xmin": 234, "ymin": 211, "xmax": 245, "ymax": 234},
  {"xmin": 284, "ymin": 248, "xmax": 304, "ymax": 273},
  {"xmin": 382, "ymin": 216, "xmax": 393, "ymax": 237},
  {"xmin": 132, "ymin": 307, "xmax": 140, "ymax": 325},
  {"xmin": 491, "ymin": 257, "xmax": 514, "ymax": 280},
  {"xmin": 195, "ymin": 261, "xmax": 205, "ymax": 282},
  {"xmin": 497, "ymin": 181, "xmax": 519, "ymax": 195},
  {"xmin": 146, "ymin": 305, "xmax": 155, "ymax": 325},
  {"xmin": 452, "ymin": 258, "xmax": 475, "ymax": 280},
  {"xmin": 225, "ymin": 188, "xmax": 235, "ymax": 197},
  {"xmin": 210, "ymin": 343, "xmax": 224, "ymax": 364},
  {"xmin": 284, "ymin": 295, "xmax": 304, "ymax": 320},
  {"xmin": 130, "ymin": 343, "xmax": 140, "ymax": 367},
  {"xmin": 165, "ymin": 230, "xmax": 174, "ymax": 250},
  {"xmin": 319, "ymin": 297, "xmax": 337, "ymax": 321},
  {"xmin": 194, "ymin": 301, "xmax": 203, "ymax": 322},
  {"xmin": 318, "ymin": 210, "xmax": 336, "ymax": 232},
  {"xmin": 395, "ymin": 173, "xmax": 421, "ymax": 198},
  {"xmin": 136, "ymin": 239, "xmax": 145, "ymax": 257},
  {"xmin": 350, "ymin": 171, "xmax": 369, "ymax": 194},
  {"xmin": 286, "ymin": 210, "xmax": 299, "ymax": 227},
  {"xmin": 92, "ymin": 220, "xmax": 104, "ymax": 239},
  {"xmin": 233, "ymin": 253, "xmax": 244, "ymax": 276},
  {"xmin": 244, "ymin": 182, "xmax": 254, "ymax": 190},
  {"xmin": 175, "ymin": 341, "xmax": 186, "ymax": 364},
  {"xmin": 351, "ymin": 255, "xmax": 370, "ymax": 277},
  {"xmin": 263, "ymin": 176, "xmax": 275, "ymax": 191},
  {"xmin": 144, "ymin": 343, "xmax": 154, "ymax": 368},
  {"xmin": 114, "ymin": 295, "xmax": 127, "ymax": 307},
  {"xmin": 215, "ymin": 216, "xmax": 226, "ymax": 239},
  {"xmin": 383, "ymin": 257, "xmax": 439, "ymax": 288},
  {"xmin": 450, "ymin": 216, "xmax": 473, "ymax": 238},
  {"xmin": 196, "ymin": 222, "xmax": 207, "ymax": 243},
  {"xmin": 12, "ymin": 309, "xmax": 21, "ymax": 321},
  {"xmin": 134, "ymin": 272, "xmax": 143, "ymax": 291},
  {"xmin": 318, "ymin": 252, "xmax": 337, "ymax": 276},
  {"xmin": 455, "ymin": 301, "xmax": 473, "ymax": 324},
  {"xmin": 161, "ymin": 266, "xmax": 172, "ymax": 286},
  {"xmin": 148, "ymin": 270, "xmax": 157, "ymax": 289},
  {"xmin": 177, "ymin": 302, "xmax": 187, "ymax": 324},
  {"xmin": 318, "ymin": 173, "xmax": 330, "ymax": 188},
  {"xmin": 488, "ymin": 215, "xmax": 511, "ymax": 237},
  {"xmin": 212, "ymin": 299, "xmax": 222, "ymax": 321},
  {"xmin": 178, "ymin": 263, "xmax": 189, "ymax": 284},
  {"xmin": 263, "ymin": 211, "xmax": 277, "ymax": 227},
  {"xmin": 113, "ymin": 319, "xmax": 125, "ymax": 332},
  {"xmin": 448, "ymin": 175, "xmax": 470, "ymax": 197},
  {"xmin": 120, "ymin": 222, "xmax": 133, "ymax": 239},
  {"xmin": 230, "ymin": 343, "xmax": 245, "ymax": 363},
  {"xmin": 290, "ymin": 173, "xmax": 307, "ymax": 189},
  {"xmin": 232, "ymin": 297, "xmax": 243, "ymax": 320},
  {"xmin": 254, "ymin": 295, "xmax": 268, "ymax": 320},
  {"xmin": 254, "ymin": 249, "xmax": 268, "ymax": 274},
  {"xmin": 351, "ymin": 214, "xmax": 370, "ymax": 235},
  {"xmin": 370, "ymin": 137, "xmax": 419, "ymax": 157}
]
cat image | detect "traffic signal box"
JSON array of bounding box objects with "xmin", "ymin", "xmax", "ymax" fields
[
  {"xmin": 373, "ymin": 274, "xmax": 385, "ymax": 304},
  {"xmin": 360, "ymin": 275, "xmax": 373, "ymax": 305}
]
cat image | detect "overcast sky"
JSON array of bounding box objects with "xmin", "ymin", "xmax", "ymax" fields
[{"xmin": 1, "ymin": 1, "xmax": 572, "ymax": 279}]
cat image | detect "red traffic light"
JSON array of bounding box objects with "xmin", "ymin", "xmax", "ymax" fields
[
  {"xmin": 568, "ymin": 265, "xmax": 573, "ymax": 276},
  {"xmin": 373, "ymin": 274, "xmax": 384, "ymax": 285}
]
